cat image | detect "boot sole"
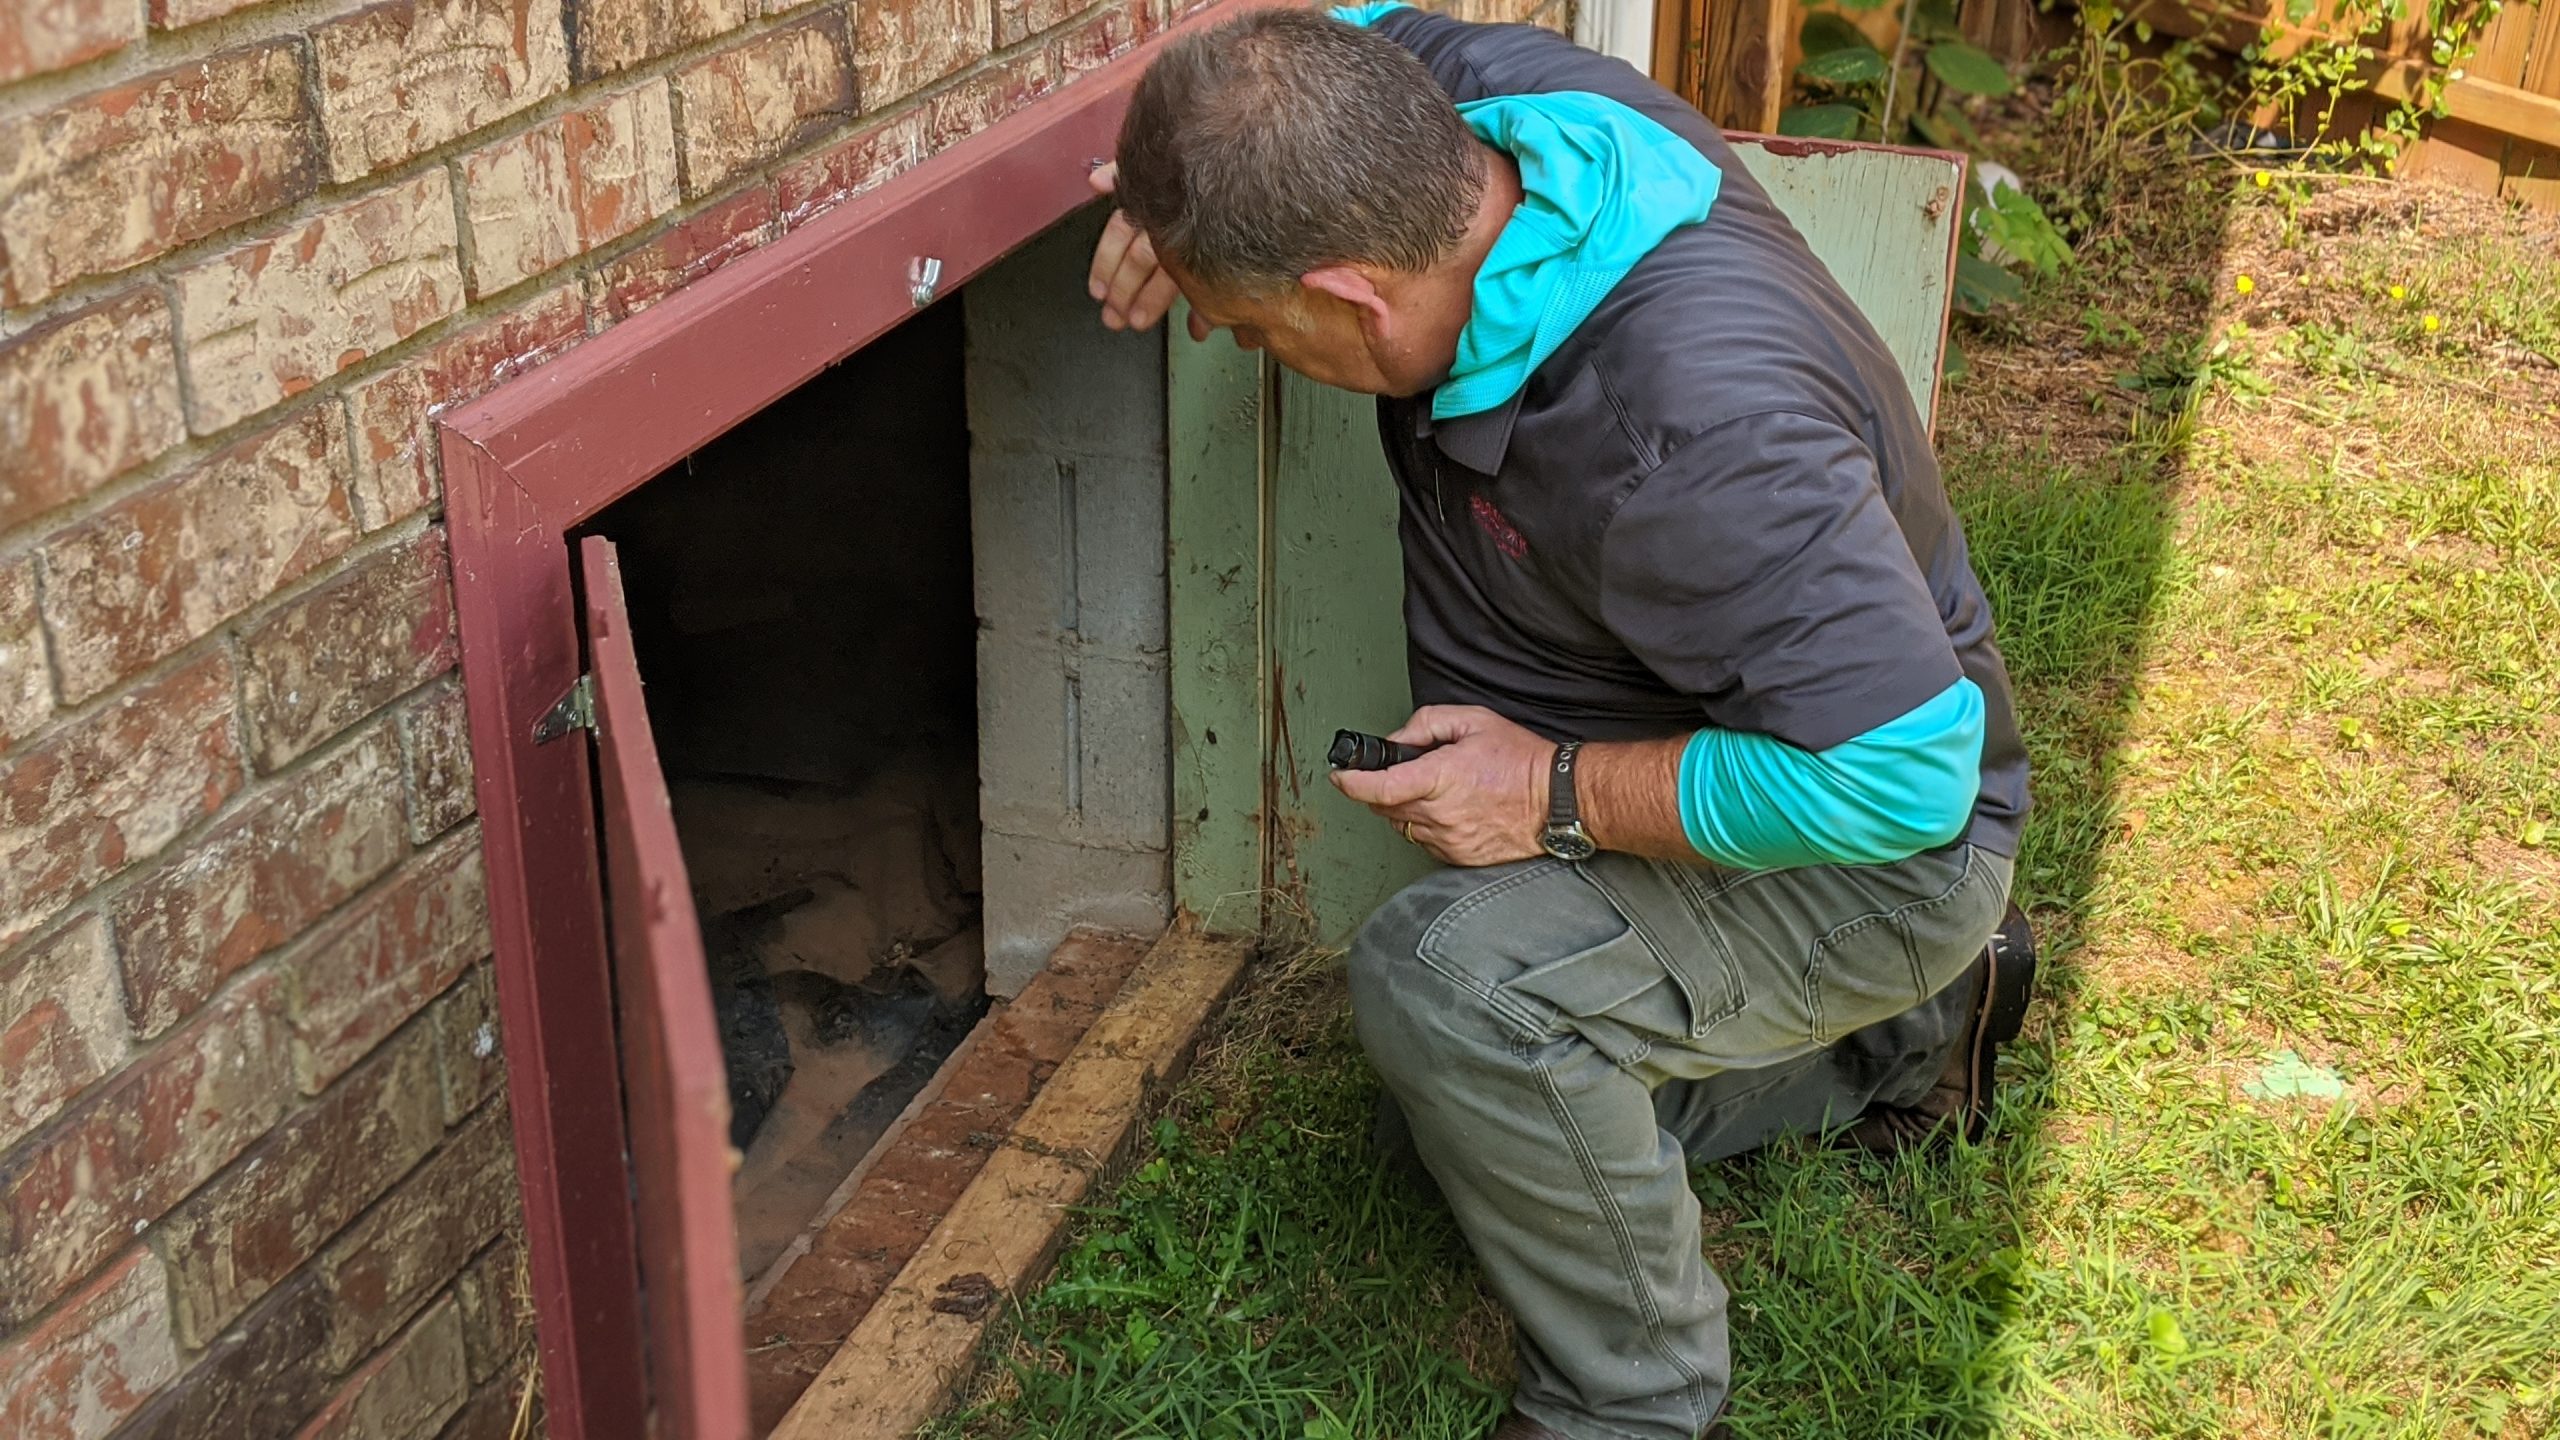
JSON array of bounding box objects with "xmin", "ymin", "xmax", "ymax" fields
[{"xmin": 1955, "ymin": 902, "xmax": 2038, "ymax": 1141}]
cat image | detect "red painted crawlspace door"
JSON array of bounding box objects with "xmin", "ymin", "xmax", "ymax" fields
[{"xmin": 579, "ymin": 534, "xmax": 752, "ymax": 1440}]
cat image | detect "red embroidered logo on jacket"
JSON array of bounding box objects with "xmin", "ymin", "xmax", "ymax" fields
[{"xmin": 1469, "ymin": 493, "xmax": 1529, "ymax": 560}]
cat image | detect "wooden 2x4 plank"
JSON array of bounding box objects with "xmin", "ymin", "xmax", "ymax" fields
[{"xmin": 767, "ymin": 927, "xmax": 1253, "ymax": 1440}]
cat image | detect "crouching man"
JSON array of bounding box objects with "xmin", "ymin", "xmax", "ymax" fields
[{"xmin": 1087, "ymin": 8, "xmax": 2035, "ymax": 1437}]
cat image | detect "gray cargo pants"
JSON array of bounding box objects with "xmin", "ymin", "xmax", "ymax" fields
[{"xmin": 1347, "ymin": 841, "xmax": 2013, "ymax": 1440}]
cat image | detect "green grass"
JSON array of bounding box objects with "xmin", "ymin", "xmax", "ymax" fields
[{"xmin": 931, "ymin": 176, "xmax": 2560, "ymax": 1440}]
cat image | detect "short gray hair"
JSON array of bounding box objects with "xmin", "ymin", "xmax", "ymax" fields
[{"xmin": 1113, "ymin": 8, "xmax": 1484, "ymax": 295}]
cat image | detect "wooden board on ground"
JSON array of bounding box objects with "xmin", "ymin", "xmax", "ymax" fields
[{"xmin": 766, "ymin": 926, "xmax": 1254, "ymax": 1440}]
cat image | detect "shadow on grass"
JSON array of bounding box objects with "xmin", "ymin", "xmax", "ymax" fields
[{"xmin": 933, "ymin": 158, "xmax": 2246, "ymax": 1440}]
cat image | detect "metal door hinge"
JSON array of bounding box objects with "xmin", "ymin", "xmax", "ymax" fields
[{"xmin": 532, "ymin": 673, "xmax": 595, "ymax": 744}]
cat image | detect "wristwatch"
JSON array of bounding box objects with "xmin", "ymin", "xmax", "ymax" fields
[{"xmin": 1539, "ymin": 740, "xmax": 1597, "ymax": 861}]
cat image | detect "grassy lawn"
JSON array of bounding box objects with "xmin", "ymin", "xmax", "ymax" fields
[{"xmin": 930, "ymin": 170, "xmax": 2560, "ymax": 1440}]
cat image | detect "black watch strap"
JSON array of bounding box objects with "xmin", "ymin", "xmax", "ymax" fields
[{"xmin": 1547, "ymin": 740, "xmax": 1584, "ymax": 831}]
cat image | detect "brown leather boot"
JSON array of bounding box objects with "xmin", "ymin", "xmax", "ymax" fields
[
  {"xmin": 1840, "ymin": 901, "xmax": 2037, "ymax": 1154},
  {"xmin": 1486, "ymin": 1406, "xmax": 1729, "ymax": 1439}
]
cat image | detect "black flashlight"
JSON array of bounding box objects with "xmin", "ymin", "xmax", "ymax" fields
[{"xmin": 1328, "ymin": 729, "xmax": 1433, "ymax": 771}]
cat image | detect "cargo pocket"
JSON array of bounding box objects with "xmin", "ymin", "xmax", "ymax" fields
[
  {"xmin": 1805, "ymin": 845, "xmax": 2002, "ymax": 1044},
  {"xmin": 1499, "ymin": 924, "xmax": 1692, "ymax": 1068}
]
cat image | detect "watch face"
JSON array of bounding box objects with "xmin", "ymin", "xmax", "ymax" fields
[{"xmin": 1542, "ymin": 826, "xmax": 1598, "ymax": 862}]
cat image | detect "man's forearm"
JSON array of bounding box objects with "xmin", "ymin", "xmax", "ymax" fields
[{"xmin": 1577, "ymin": 736, "xmax": 1697, "ymax": 859}]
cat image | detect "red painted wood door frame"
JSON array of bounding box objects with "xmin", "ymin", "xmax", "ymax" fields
[
  {"xmin": 579, "ymin": 535, "xmax": 750, "ymax": 1440},
  {"xmin": 436, "ymin": 8, "xmax": 1271, "ymax": 1434}
]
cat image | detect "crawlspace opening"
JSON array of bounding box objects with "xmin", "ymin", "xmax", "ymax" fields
[
  {"xmin": 581, "ymin": 207, "xmax": 1176, "ymax": 1296},
  {"xmin": 588, "ymin": 303, "xmax": 986, "ymax": 1279}
]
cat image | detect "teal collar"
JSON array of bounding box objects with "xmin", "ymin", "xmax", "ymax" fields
[{"xmin": 1436, "ymin": 92, "xmax": 1721, "ymax": 421}]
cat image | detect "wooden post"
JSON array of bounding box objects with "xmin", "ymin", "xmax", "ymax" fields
[{"xmin": 1690, "ymin": 0, "xmax": 1791, "ymax": 132}]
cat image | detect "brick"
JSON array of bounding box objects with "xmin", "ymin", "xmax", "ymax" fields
[
  {"xmin": 397, "ymin": 677, "xmax": 475, "ymax": 842},
  {"xmin": 310, "ymin": 0, "xmax": 569, "ymax": 182},
  {"xmin": 0, "ymin": 917, "xmax": 129, "ymax": 1154},
  {"xmin": 239, "ymin": 530, "xmax": 458, "ymax": 771},
  {"xmin": 0, "ymin": 556, "xmax": 51, "ymax": 748},
  {"xmin": 319, "ymin": 1102, "xmax": 515, "ymax": 1370},
  {"xmin": 922, "ymin": 49, "xmax": 1056, "ymax": 156},
  {"xmin": 772, "ymin": 112, "xmax": 919, "ymax": 231},
  {"xmin": 571, "ymin": 0, "xmax": 753, "ymax": 79},
  {"xmin": 176, "ymin": 171, "xmax": 465, "ymax": 434},
  {"xmin": 39, "ymin": 408, "xmax": 356, "ymax": 704},
  {"xmin": 0, "ymin": 654, "xmax": 242, "ymax": 950},
  {"xmin": 588, "ymin": 184, "xmax": 776, "ymax": 323},
  {"xmin": 0, "ymin": 973, "xmax": 288, "ymax": 1328},
  {"xmin": 157, "ymin": 1025, "xmax": 443, "ymax": 1347},
  {"xmin": 0, "ymin": 1249, "xmax": 180, "ymax": 1440},
  {"xmin": 284, "ymin": 829, "xmax": 491, "ymax": 1091},
  {"xmin": 852, "ymin": 0, "xmax": 993, "ymax": 109},
  {"xmin": 461, "ymin": 80, "xmax": 678, "ymax": 296},
  {"xmin": 1048, "ymin": 0, "xmax": 1151, "ymax": 82},
  {"xmin": 0, "ymin": 0, "xmax": 138, "ymax": 83},
  {"xmin": 300, "ymin": 1299, "xmax": 468, "ymax": 1440},
  {"xmin": 346, "ymin": 287, "xmax": 586, "ymax": 532},
  {"xmin": 114, "ymin": 1269, "xmax": 336, "ymax": 1440},
  {"xmin": 0, "ymin": 292, "xmax": 186, "ymax": 534},
  {"xmin": 672, "ymin": 12, "xmax": 857, "ymax": 197},
  {"xmin": 426, "ymin": 964, "xmax": 500, "ymax": 1125},
  {"xmin": 0, "ymin": 41, "xmax": 317, "ymax": 307},
  {"xmin": 435, "ymin": 1377, "xmax": 526, "ymax": 1440},
  {"xmin": 154, "ymin": 0, "xmax": 285, "ymax": 29},
  {"xmin": 112, "ymin": 726, "xmax": 408, "ymax": 1038},
  {"xmin": 998, "ymin": 0, "xmax": 1083, "ymax": 49},
  {"xmin": 450, "ymin": 1237, "xmax": 524, "ymax": 1384}
]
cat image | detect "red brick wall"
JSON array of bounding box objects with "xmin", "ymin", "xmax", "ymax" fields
[{"xmin": 0, "ymin": 0, "xmax": 1566, "ymax": 1433}]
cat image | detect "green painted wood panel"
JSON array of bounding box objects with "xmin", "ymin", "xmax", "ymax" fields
[
  {"xmin": 1730, "ymin": 139, "xmax": 1964, "ymax": 428},
  {"xmin": 1266, "ymin": 371, "xmax": 1434, "ymax": 944},
  {"xmin": 1165, "ymin": 305, "xmax": 1268, "ymax": 936}
]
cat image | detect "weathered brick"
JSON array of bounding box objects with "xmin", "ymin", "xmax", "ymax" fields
[
  {"xmin": 284, "ymin": 828, "xmax": 491, "ymax": 1091},
  {"xmin": 396, "ymin": 677, "xmax": 475, "ymax": 842},
  {"xmin": 450, "ymin": 1236, "xmax": 524, "ymax": 1384},
  {"xmin": 175, "ymin": 171, "xmax": 465, "ymax": 434},
  {"xmin": 156, "ymin": 1023, "xmax": 443, "ymax": 1347},
  {"xmin": 309, "ymin": 0, "xmax": 569, "ymax": 182},
  {"xmin": 0, "ymin": 41, "xmax": 318, "ymax": 306},
  {"xmin": 672, "ymin": 12, "xmax": 856, "ymax": 197},
  {"xmin": 0, "ymin": 1249, "xmax": 179, "ymax": 1440},
  {"xmin": 319, "ymin": 1101, "xmax": 514, "ymax": 1370},
  {"xmin": 346, "ymin": 287, "xmax": 586, "ymax": 531},
  {"xmin": 853, "ymin": 0, "xmax": 993, "ymax": 109},
  {"xmin": 462, "ymin": 80, "xmax": 678, "ymax": 296},
  {"xmin": 112, "ymin": 726, "xmax": 408, "ymax": 1037},
  {"xmin": 922, "ymin": 49, "xmax": 1056, "ymax": 156},
  {"xmin": 114, "ymin": 1268, "xmax": 336, "ymax": 1440},
  {"xmin": 587, "ymin": 184, "xmax": 776, "ymax": 322},
  {"xmin": 0, "ymin": 917, "xmax": 128, "ymax": 1154},
  {"xmin": 570, "ymin": 0, "xmax": 753, "ymax": 79},
  {"xmin": 0, "ymin": 654, "xmax": 242, "ymax": 950},
  {"xmin": 239, "ymin": 530, "xmax": 458, "ymax": 772},
  {"xmin": 0, "ymin": 292, "xmax": 186, "ymax": 534},
  {"xmin": 772, "ymin": 111, "xmax": 919, "ymax": 231},
  {"xmin": 1049, "ymin": 0, "xmax": 1151, "ymax": 83},
  {"xmin": 0, "ymin": 973, "xmax": 288, "ymax": 1328},
  {"xmin": 39, "ymin": 408, "xmax": 356, "ymax": 704},
  {"xmin": 998, "ymin": 0, "xmax": 1083, "ymax": 49},
  {"xmin": 301, "ymin": 1298, "xmax": 469, "ymax": 1440},
  {"xmin": 426, "ymin": 964, "xmax": 500, "ymax": 1125},
  {"xmin": 153, "ymin": 0, "xmax": 284, "ymax": 30},
  {"xmin": 434, "ymin": 1374, "xmax": 526, "ymax": 1440},
  {"xmin": 0, "ymin": 556, "xmax": 51, "ymax": 748},
  {"xmin": 0, "ymin": 0, "xmax": 138, "ymax": 83}
]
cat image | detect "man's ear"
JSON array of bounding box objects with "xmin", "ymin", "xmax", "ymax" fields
[{"xmin": 1302, "ymin": 266, "xmax": 1392, "ymax": 333}]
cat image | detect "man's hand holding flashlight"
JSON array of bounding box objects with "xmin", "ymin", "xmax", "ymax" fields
[{"xmin": 1330, "ymin": 705, "xmax": 1551, "ymax": 867}]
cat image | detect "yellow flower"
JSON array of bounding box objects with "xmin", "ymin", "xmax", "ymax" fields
[
  {"xmin": 2388, "ymin": 283, "xmax": 2407, "ymax": 301},
  {"xmin": 2235, "ymin": 274, "xmax": 2256, "ymax": 295},
  {"xmin": 2254, "ymin": 170, "xmax": 2273, "ymax": 188},
  {"xmin": 2423, "ymin": 313, "xmax": 2442, "ymax": 332}
]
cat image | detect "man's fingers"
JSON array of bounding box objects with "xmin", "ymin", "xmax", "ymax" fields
[
  {"xmin": 1126, "ymin": 270, "xmax": 1181, "ymax": 332},
  {"xmin": 1088, "ymin": 160, "xmax": 1118, "ymax": 196},
  {"xmin": 1088, "ymin": 210, "xmax": 1140, "ymax": 301},
  {"xmin": 1330, "ymin": 760, "xmax": 1441, "ymax": 809},
  {"xmin": 1099, "ymin": 232, "xmax": 1162, "ymax": 329},
  {"xmin": 1387, "ymin": 705, "xmax": 1496, "ymax": 748}
]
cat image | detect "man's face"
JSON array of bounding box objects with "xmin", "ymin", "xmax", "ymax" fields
[{"xmin": 1168, "ymin": 260, "xmax": 1448, "ymax": 397}]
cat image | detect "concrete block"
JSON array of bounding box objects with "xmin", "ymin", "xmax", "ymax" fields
[
  {"xmin": 964, "ymin": 209, "xmax": 1168, "ymax": 465},
  {"xmin": 978, "ymin": 833, "xmax": 1169, "ymax": 995},
  {"xmin": 975, "ymin": 638, "xmax": 1167, "ymax": 852}
]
